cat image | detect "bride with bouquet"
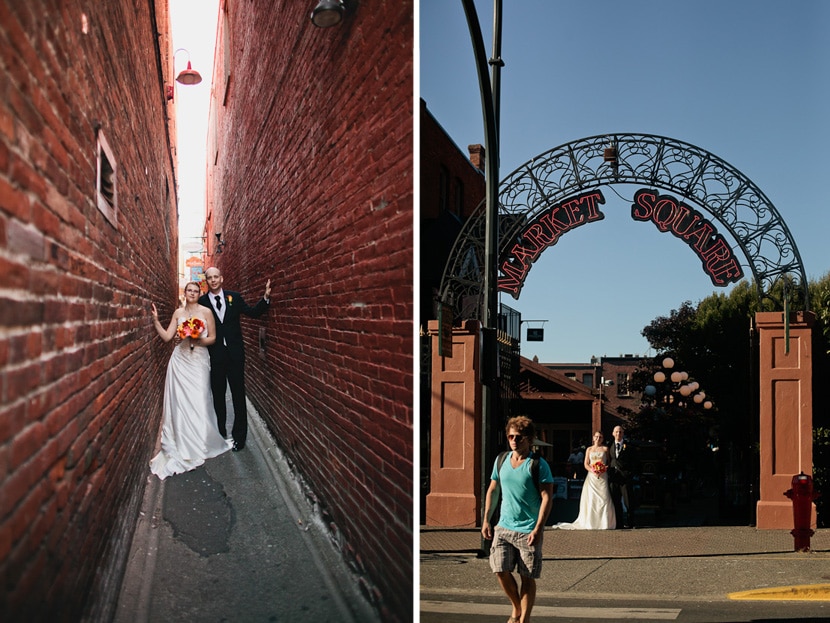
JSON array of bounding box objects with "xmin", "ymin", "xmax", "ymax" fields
[
  {"xmin": 553, "ymin": 430, "xmax": 616, "ymax": 530},
  {"xmin": 149, "ymin": 281, "xmax": 232, "ymax": 479}
]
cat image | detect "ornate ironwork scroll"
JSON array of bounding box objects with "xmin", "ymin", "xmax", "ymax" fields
[{"xmin": 439, "ymin": 133, "xmax": 809, "ymax": 319}]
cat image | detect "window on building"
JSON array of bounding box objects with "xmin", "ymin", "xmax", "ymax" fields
[
  {"xmin": 96, "ymin": 129, "xmax": 117, "ymax": 226},
  {"xmin": 616, "ymin": 373, "xmax": 631, "ymax": 396},
  {"xmin": 453, "ymin": 178, "xmax": 463, "ymax": 216},
  {"xmin": 439, "ymin": 165, "xmax": 449, "ymax": 213},
  {"xmin": 582, "ymin": 373, "xmax": 593, "ymax": 387},
  {"xmin": 565, "ymin": 373, "xmax": 576, "ymax": 382}
]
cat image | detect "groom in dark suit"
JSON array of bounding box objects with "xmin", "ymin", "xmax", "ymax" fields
[
  {"xmin": 609, "ymin": 425, "xmax": 635, "ymax": 528},
  {"xmin": 200, "ymin": 267, "xmax": 271, "ymax": 451}
]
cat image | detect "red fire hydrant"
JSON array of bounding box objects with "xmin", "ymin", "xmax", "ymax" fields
[{"xmin": 783, "ymin": 472, "xmax": 819, "ymax": 552}]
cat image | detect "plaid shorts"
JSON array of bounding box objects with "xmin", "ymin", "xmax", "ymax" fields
[{"xmin": 489, "ymin": 526, "xmax": 543, "ymax": 579}]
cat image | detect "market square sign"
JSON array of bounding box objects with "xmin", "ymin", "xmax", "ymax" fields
[{"xmin": 498, "ymin": 188, "xmax": 744, "ymax": 297}]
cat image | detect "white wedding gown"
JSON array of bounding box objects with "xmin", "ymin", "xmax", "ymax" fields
[
  {"xmin": 554, "ymin": 450, "xmax": 616, "ymax": 530},
  {"xmin": 150, "ymin": 328, "xmax": 232, "ymax": 479}
]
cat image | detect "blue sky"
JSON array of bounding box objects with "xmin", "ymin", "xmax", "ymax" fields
[{"xmin": 419, "ymin": 0, "xmax": 830, "ymax": 363}]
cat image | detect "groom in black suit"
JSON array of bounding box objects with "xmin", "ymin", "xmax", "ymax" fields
[
  {"xmin": 200, "ymin": 267, "xmax": 271, "ymax": 451},
  {"xmin": 609, "ymin": 425, "xmax": 635, "ymax": 528}
]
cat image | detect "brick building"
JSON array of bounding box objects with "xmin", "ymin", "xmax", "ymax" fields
[
  {"xmin": 537, "ymin": 354, "xmax": 644, "ymax": 465},
  {"xmin": 419, "ymin": 100, "xmax": 485, "ymax": 521},
  {"xmin": 203, "ymin": 2, "xmax": 413, "ymax": 620},
  {"xmin": 419, "ymin": 99, "xmax": 485, "ymax": 324},
  {"xmin": 518, "ymin": 356, "xmax": 595, "ymax": 474},
  {"xmin": 1, "ymin": 1, "xmax": 181, "ymax": 620}
]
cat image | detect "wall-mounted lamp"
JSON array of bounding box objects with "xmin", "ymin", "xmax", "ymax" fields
[
  {"xmin": 310, "ymin": 0, "xmax": 345, "ymax": 28},
  {"xmin": 174, "ymin": 48, "xmax": 202, "ymax": 85},
  {"xmin": 215, "ymin": 232, "xmax": 225, "ymax": 254}
]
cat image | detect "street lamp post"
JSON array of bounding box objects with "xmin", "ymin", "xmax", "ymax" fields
[{"xmin": 461, "ymin": 0, "xmax": 503, "ymax": 552}]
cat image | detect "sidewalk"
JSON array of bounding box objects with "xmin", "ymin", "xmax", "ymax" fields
[
  {"xmin": 115, "ymin": 403, "xmax": 379, "ymax": 622},
  {"xmin": 420, "ymin": 525, "xmax": 830, "ymax": 601}
]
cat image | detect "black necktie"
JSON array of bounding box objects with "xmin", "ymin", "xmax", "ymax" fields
[
  {"xmin": 616, "ymin": 443, "xmax": 621, "ymax": 454},
  {"xmin": 215, "ymin": 295, "xmax": 222, "ymax": 311}
]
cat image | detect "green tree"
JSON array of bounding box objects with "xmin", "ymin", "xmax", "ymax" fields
[
  {"xmin": 809, "ymin": 273, "xmax": 830, "ymax": 526},
  {"xmin": 624, "ymin": 274, "xmax": 830, "ymax": 525}
]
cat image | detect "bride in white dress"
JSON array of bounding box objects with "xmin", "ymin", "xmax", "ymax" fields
[
  {"xmin": 149, "ymin": 282, "xmax": 232, "ymax": 479},
  {"xmin": 554, "ymin": 431, "xmax": 616, "ymax": 530}
]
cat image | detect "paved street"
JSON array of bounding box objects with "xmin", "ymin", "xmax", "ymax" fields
[
  {"xmin": 420, "ymin": 593, "xmax": 830, "ymax": 622},
  {"xmin": 420, "ymin": 525, "xmax": 830, "ymax": 621},
  {"xmin": 115, "ymin": 404, "xmax": 379, "ymax": 622}
]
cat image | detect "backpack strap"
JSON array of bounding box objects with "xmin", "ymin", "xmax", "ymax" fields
[
  {"xmin": 529, "ymin": 453, "xmax": 540, "ymax": 493},
  {"xmin": 486, "ymin": 451, "xmax": 511, "ymax": 524}
]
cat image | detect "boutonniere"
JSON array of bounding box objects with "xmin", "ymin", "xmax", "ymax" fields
[{"xmin": 227, "ymin": 295, "xmax": 233, "ymax": 305}]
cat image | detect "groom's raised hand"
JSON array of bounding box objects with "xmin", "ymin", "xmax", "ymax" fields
[{"xmin": 263, "ymin": 278, "xmax": 272, "ymax": 302}]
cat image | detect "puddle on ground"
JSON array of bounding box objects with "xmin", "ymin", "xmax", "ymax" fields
[{"xmin": 163, "ymin": 467, "xmax": 235, "ymax": 556}]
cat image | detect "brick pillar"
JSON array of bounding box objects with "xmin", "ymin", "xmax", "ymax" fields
[
  {"xmin": 425, "ymin": 320, "xmax": 482, "ymax": 527},
  {"xmin": 755, "ymin": 311, "xmax": 816, "ymax": 529}
]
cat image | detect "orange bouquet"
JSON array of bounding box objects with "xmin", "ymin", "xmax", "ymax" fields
[
  {"xmin": 591, "ymin": 460, "xmax": 608, "ymax": 477},
  {"xmin": 177, "ymin": 317, "xmax": 205, "ymax": 349}
]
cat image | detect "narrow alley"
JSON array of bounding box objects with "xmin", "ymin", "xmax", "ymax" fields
[{"xmin": 115, "ymin": 402, "xmax": 378, "ymax": 622}]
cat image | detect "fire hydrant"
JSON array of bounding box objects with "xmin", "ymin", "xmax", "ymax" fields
[{"xmin": 783, "ymin": 472, "xmax": 819, "ymax": 552}]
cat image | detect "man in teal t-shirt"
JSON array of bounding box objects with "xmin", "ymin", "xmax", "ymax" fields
[{"xmin": 482, "ymin": 416, "xmax": 553, "ymax": 623}]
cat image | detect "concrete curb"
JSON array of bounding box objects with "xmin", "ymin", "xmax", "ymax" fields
[
  {"xmin": 246, "ymin": 404, "xmax": 379, "ymax": 622},
  {"xmin": 114, "ymin": 462, "xmax": 165, "ymax": 623}
]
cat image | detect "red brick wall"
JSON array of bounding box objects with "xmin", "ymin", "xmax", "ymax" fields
[
  {"xmin": 420, "ymin": 100, "xmax": 485, "ymax": 221},
  {"xmin": 206, "ymin": 1, "xmax": 413, "ymax": 620},
  {"xmin": 0, "ymin": 1, "xmax": 178, "ymax": 619},
  {"xmin": 418, "ymin": 100, "xmax": 486, "ymax": 324}
]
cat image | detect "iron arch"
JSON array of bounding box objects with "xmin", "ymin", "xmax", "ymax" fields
[{"xmin": 440, "ymin": 133, "xmax": 809, "ymax": 319}]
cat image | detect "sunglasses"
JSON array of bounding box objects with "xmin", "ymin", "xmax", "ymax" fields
[{"xmin": 507, "ymin": 434, "xmax": 525, "ymax": 441}]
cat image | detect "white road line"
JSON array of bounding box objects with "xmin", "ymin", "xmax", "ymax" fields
[{"xmin": 420, "ymin": 600, "xmax": 681, "ymax": 620}]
